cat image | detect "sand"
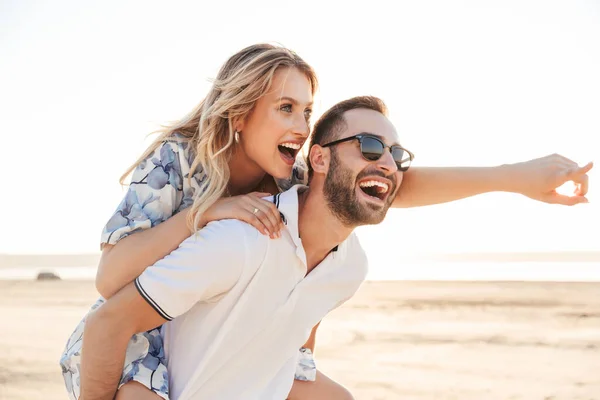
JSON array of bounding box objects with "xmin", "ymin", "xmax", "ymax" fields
[{"xmin": 0, "ymin": 280, "xmax": 599, "ymax": 400}]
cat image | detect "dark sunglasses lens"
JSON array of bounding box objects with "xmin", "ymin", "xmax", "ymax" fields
[
  {"xmin": 360, "ymin": 137, "xmax": 384, "ymax": 161},
  {"xmin": 392, "ymin": 147, "xmax": 411, "ymax": 170}
]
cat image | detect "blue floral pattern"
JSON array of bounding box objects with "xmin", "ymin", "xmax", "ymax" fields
[
  {"xmin": 295, "ymin": 348, "xmax": 317, "ymax": 381},
  {"xmin": 60, "ymin": 137, "xmax": 312, "ymax": 399},
  {"xmin": 101, "ymin": 137, "xmax": 204, "ymax": 246},
  {"xmin": 60, "ymin": 302, "xmax": 170, "ymax": 400}
]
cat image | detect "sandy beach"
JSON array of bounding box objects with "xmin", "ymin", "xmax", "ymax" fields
[{"xmin": 1, "ymin": 279, "xmax": 599, "ymax": 400}]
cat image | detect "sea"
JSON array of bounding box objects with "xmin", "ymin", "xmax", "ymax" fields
[{"xmin": 1, "ymin": 262, "xmax": 600, "ymax": 282}]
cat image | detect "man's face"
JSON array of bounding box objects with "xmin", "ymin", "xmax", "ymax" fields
[{"xmin": 323, "ymin": 109, "xmax": 403, "ymax": 227}]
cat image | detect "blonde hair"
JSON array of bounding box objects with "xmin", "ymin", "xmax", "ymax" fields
[{"xmin": 120, "ymin": 44, "xmax": 318, "ymax": 230}]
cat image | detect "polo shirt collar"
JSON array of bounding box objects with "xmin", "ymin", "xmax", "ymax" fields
[
  {"xmin": 275, "ymin": 185, "xmax": 339, "ymax": 255},
  {"xmin": 274, "ymin": 184, "xmax": 304, "ymax": 250}
]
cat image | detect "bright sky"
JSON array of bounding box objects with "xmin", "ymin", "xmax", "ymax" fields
[{"xmin": 1, "ymin": 0, "xmax": 598, "ymax": 256}]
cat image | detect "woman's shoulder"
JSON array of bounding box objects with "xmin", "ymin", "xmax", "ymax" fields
[
  {"xmin": 275, "ymin": 156, "xmax": 308, "ymax": 191},
  {"xmin": 130, "ymin": 133, "xmax": 205, "ymax": 211},
  {"xmin": 100, "ymin": 135, "xmax": 202, "ymax": 246},
  {"xmin": 162, "ymin": 133, "xmax": 195, "ymax": 166},
  {"xmin": 159, "ymin": 133, "xmax": 205, "ymax": 187},
  {"xmin": 291, "ymin": 157, "xmax": 308, "ymax": 185}
]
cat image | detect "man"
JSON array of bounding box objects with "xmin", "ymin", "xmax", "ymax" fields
[
  {"xmin": 80, "ymin": 95, "xmax": 592, "ymax": 400},
  {"xmin": 80, "ymin": 96, "xmax": 405, "ymax": 400}
]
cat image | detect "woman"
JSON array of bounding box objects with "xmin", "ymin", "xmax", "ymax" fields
[{"xmin": 61, "ymin": 43, "xmax": 352, "ymax": 400}]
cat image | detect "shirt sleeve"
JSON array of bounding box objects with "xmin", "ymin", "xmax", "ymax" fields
[
  {"xmin": 100, "ymin": 139, "xmax": 198, "ymax": 247},
  {"xmin": 134, "ymin": 220, "xmax": 265, "ymax": 321},
  {"xmin": 275, "ymin": 155, "xmax": 308, "ymax": 191}
]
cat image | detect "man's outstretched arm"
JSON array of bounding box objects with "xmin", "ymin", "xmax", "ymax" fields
[{"xmin": 394, "ymin": 154, "xmax": 592, "ymax": 208}]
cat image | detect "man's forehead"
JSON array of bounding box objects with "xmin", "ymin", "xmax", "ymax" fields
[{"xmin": 340, "ymin": 108, "xmax": 399, "ymax": 143}]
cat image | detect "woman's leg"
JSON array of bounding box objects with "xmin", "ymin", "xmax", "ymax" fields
[
  {"xmin": 115, "ymin": 381, "xmax": 164, "ymax": 400},
  {"xmin": 287, "ymin": 370, "xmax": 354, "ymax": 400}
]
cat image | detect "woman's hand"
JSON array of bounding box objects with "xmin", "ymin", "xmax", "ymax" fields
[{"xmin": 200, "ymin": 192, "xmax": 284, "ymax": 238}]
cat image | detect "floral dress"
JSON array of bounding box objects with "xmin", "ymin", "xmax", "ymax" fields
[{"xmin": 59, "ymin": 137, "xmax": 316, "ymax": 400}]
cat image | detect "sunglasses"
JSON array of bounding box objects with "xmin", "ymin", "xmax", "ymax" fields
[{"xmin": 321, "ymin": 133, "xmax": 414, "ymax": 171}]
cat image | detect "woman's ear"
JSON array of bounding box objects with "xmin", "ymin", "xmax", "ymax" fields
[
  {"xmin": 233, "ymin": 116, "xmax": 245, "ymax": 134},
  {"xmin": 308, "ymin": 145, "xmax": 330, "ymax": 176}
]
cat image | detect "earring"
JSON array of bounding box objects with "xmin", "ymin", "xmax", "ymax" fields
[{"xmin": 234, "ymin": 131, "xmax": 240, "ymax": 143}]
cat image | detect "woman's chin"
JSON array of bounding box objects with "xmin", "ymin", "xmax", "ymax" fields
[{"xmin": 269, "ymin": 164, "xmax": 294, "ymax": 181}]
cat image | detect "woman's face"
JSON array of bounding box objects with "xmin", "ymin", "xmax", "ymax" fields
[{"xmin": 237, "ymin": 67, "xmax": 314, "ymax": 180}]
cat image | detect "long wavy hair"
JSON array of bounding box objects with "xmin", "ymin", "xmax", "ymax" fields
[{"xmin": 120, "ymin": 44, "xmax": 318, "ymax": 230}]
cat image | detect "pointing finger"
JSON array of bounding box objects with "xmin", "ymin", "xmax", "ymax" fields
[{"xmin": 563, "ymin": 161, "xmax": 593, "ymax": 181}]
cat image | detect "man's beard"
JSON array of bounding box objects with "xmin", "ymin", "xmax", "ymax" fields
[{"xmin": 323, "ymin": 150, "xmax": 397, "ymax": 227}]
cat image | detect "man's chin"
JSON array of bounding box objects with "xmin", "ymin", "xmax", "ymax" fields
[
  {"xmin": 359, "ymin": 213, "xmax": 387, "ymax": 226},
  {"xmin": 358, "ymin": 194, "xmax": 388, "ymax": 211},
  {"xmin": 350, "ymin": 203, "xmax": 388, "ymax": 226}
]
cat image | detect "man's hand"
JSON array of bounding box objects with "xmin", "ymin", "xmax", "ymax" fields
[{"xmin": 505, "ymin": 154, "xmax": 593, "ymax": 206}]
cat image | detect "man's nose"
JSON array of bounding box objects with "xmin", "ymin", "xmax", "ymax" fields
[{"xmin": 376, "ymin": 148, "xmax": 398, "ymax": 175}]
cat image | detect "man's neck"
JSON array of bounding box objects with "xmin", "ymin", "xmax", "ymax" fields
[{"xmin": 297, "ymin": 188, "xmax": 354, "ymax": 273}]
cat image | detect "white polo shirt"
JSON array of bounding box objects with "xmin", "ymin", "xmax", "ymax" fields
[{"xmin": 135, "ymin": 185, "xmax": 368, "ymax": 400}]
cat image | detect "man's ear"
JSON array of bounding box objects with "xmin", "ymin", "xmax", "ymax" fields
[{"xmin": 309, "ymin": 145, "xmax": 330, "ymax": 176}]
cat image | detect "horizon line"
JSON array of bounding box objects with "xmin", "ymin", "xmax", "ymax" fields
[{"xmin": 1, "ymin": 251, "xmax": 600, "ymax": 268}]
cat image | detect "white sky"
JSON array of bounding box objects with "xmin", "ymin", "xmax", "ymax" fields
[{"xmin": 1, "ymin": 0, "xmax": 598, "ymax": 256}]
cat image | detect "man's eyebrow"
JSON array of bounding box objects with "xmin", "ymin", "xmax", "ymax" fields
[{"xmin": 278, "ymin": 96, "xmax": 314, "ymax": 107}]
